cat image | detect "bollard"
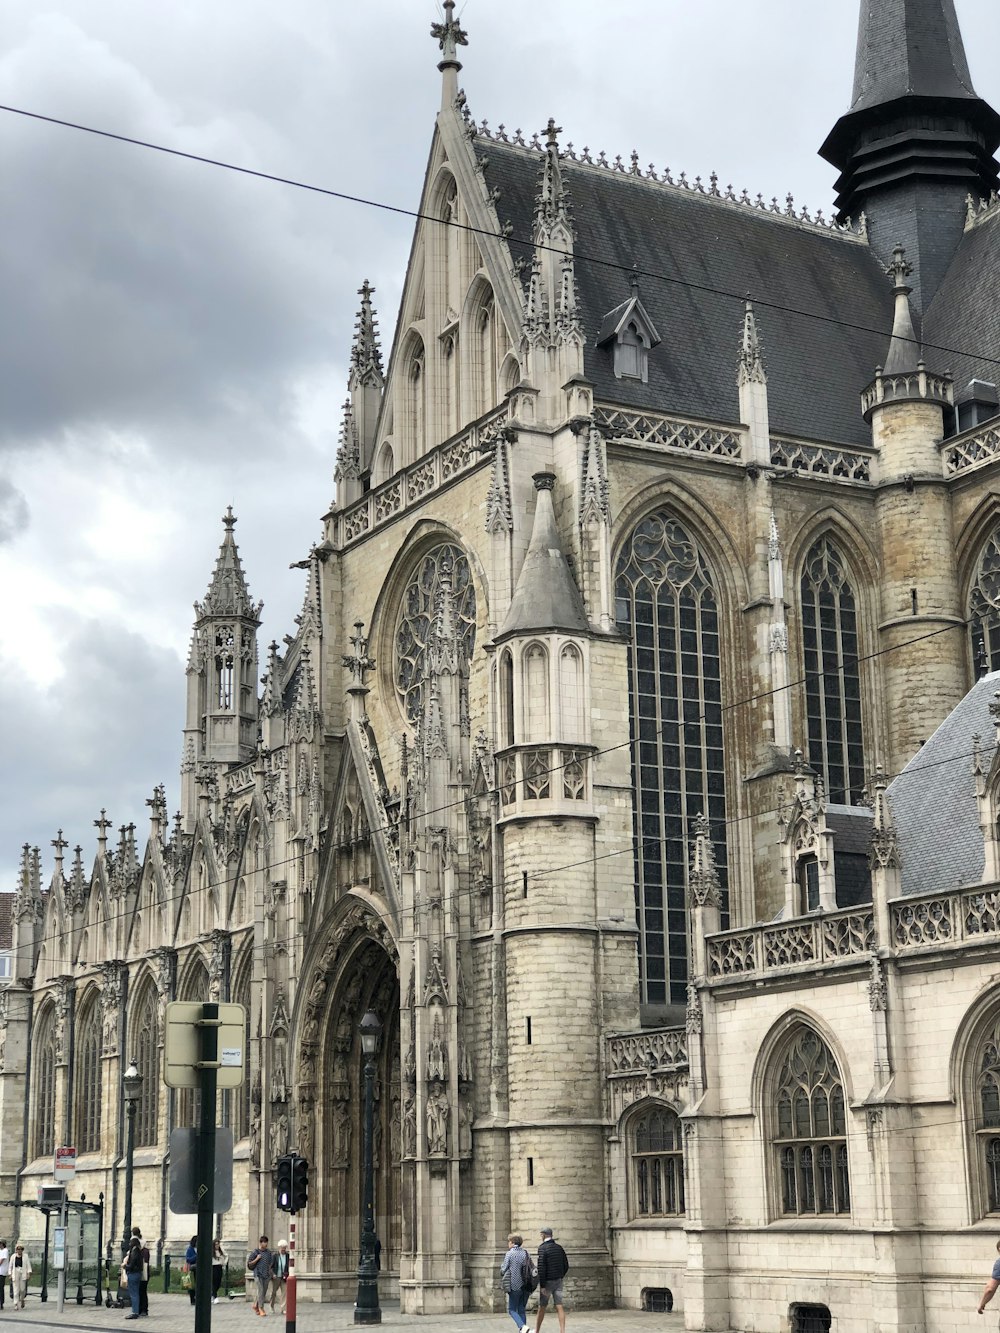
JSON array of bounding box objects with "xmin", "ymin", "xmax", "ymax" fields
[{"xmin": 163, "ymin": 1253, "xmax": 171, "ymax": 1294}]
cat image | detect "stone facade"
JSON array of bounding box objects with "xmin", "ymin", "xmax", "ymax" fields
[{"xmin": 7, "ymin": 4, "xmax": 1000, "ymax": 1332}]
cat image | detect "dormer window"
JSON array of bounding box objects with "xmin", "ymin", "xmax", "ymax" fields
[{"xmin": 596, "ymin": 284, "xmax": 660, "ymax": 385}]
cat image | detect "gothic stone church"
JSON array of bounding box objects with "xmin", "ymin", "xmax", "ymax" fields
[{"xmin": 7, "ymin": 3, "xmax": 1000, "ymax": 1330}]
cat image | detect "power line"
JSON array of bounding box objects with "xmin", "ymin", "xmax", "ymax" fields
[{"xmin": 3, "ymin": 102, "xmax": 1000, "ymax": 371}]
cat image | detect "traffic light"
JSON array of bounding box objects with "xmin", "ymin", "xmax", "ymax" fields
[
  {"xmin": 275, "ymin": 1154, "xmax": 293, "ymax": 1212},
  {"xmin": 291, "ymin": 1155, "xmax": 309, "ymax": 1212}
]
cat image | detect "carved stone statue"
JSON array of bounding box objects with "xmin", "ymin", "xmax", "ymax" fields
[
  {"xmin": 297, "ymin": 1111, "xmax": 314, "ymax": 1160},
  {"xmin": 402, "ymin": 1091, "xmax": 417, "ymax": 1158},
  {"xmin": 272, "ymin": 1031, "xmax": 288, "ymax": 1103},
  {"xmin": 333, "ymin": 1101, "xmax": 351, "ymax": 1164},
  {"xmin": 268, "ymin": 1113, "xmax": 288, "ymax": 1163},
  {"xmin": 249, "ymin": 1110, "xmax": 261, "ymax": 1167},
  {"xmin": 426, "ymin": 1085, "xmax": 449, "ymax": 1156}
]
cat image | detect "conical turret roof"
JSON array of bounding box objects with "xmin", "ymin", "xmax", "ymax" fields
[
  {"xmin": 499, "ymin": 473, "xmax": 589, "ymax": 638},
  {"xmin": 195, "ymin": 508, "xmax": 262, "ymax": 623}
]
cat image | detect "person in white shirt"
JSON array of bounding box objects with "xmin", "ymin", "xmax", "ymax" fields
[
  {"xmin": 10, "ymin": 1245, "xmax": 31, "ymax": 1309},
  {"xmin": 0, "ymin": 1239, "xmax": 10, "ymax": 1310}
]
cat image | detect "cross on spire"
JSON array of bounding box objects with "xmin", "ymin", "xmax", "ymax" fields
[
  {"xmin": 430, "ymin": 0, "xmax": 468, "ymax": 62},
  {"xmin": 94, "ymin": 809, "xmax": 112, "ymax": 848}
]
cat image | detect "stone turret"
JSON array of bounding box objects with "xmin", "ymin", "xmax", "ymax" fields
[
  {"xmin": 821, "ymin": 0, "xmax": 1000, "ymax": 310},
  {"xmin": 181, "ymin": 509, "xmax": 262, "ymax": 829}
]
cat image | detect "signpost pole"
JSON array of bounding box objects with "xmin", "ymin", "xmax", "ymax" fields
[
  {"xmin": 286, "ymin": 1214, "xmax": 296, "ymax": 1333},
  {"xmin": 194, "ymin": 1003, "xmax": 219, "ymax": 1333},
  {"xmin": 55, "ymin": 1196, "xmax": 67, "ymax": 1314}
]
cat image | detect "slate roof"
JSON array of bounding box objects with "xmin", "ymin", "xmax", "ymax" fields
[
  {"xmin": 887, "ymin": 671, "xmax": 1000, "ymax": 897},
  {"xmin": 481, "ymin": 139, "xmax": 894, "ymax": 447},
  {"xmin": 925, "ymin": 211, "xmax": 1000, "ymax": 396},
  {"xmin": 849, "ymin": 0, "xmax": 978, "ymax": 112}
]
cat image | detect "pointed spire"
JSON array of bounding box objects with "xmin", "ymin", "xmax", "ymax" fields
[
  {"xmin": 196, "ymin": 509, "xmax": 262, "ymax": 623},
  {"xmin": 882, "ymin": 244, "xmax": 919, "ymax": 374},
  {"xmin": 737, "ymin": 298, "xmax": 767, "ymax": 386},
  {"xmin": 69, "ymin": 845, "xmax": 87, "ymax": 912},
  {"xmin": 430, "ymin": 0, "xmax": 468, "ymax": 108},
  {"xmin": 261, "ymin": 640, "xmax": 283, "ymax": 717},
  {"xmin": 689, "ymin": 813, "xmax": 722, "ymax": 909},
  {"xmin": 868, "ymin": 764, "xmax": 900, "ymax": 870},
  {"xmin": 51, "ymin": 830, "xmax": 68, "ymax": 880},
  {"xmin": 334, "ymin": 400, "xmax": 361, "ymax": 483},
  {"xmin": 535, "ymin": 119, "xmax": 571, "ymax": 232},
  {"xmin": 94, "ymin": 809, "xmax": 112, "ymax": 857},
  {"xmin": 291, "ymin": 645, "xmax": 320, "ymax": 741},
  {"xmin": 820, "ymin": 0, "xmax": 999, "ymax": 308},
  {"xmin": 500, "ymin": 473, "xmax": 589, "ymax": 637},
  {"xmin": 342, "ymin": 620, "xmax": 376, "ymax": 690},
  {"xmin": 484, "ymin": 432, "xmax": 513, "ymax": 535},
  {"xmin": 349, "ymin": 280, "xmax": 384, "ymax": 389},
  {"xmin": 580, "ymin": 424, "xmax": 611, "ymax": 527}
]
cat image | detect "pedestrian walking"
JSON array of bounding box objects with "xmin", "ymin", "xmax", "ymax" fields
[
  {"xmin": 183, "ymin": 1237, "xmax": 197, "ymax": 1307},
  {"xmin": 979, "ymin": 1238, "xmax": 1000, "ymax": 1322},
  {"xmin": 211, "ymin": 1239, "xmax": 228, "ymax": 1304},
  {"xmin": 131, "ymin": 1228, "xmax": 150, "ymax": 1316},
  {"xmin": 534, "ymin": 1227, "xmax": 569, "ymax": 1333},
  {"xmin": 123, "ymin": 1232, "xmax": 144, "ymax": 1319},
  {"xmin": 269, "ymin": 1241, "xmax": 289, "ymax": 1313},
  {"xmin": 10, "ymin": 1244, "xmax": 31, "ymax": 1309},
  {"xmin": 247, "ymin": 1236, "xmax": 275, "ymax": 1316},
  {"xmin": 500, "ymin": 1233, "xmax": 532, "ymax": 1333},
  {"xmin": 0, "ymin": 1238, "xmax": 9, "ymax": 1310}
]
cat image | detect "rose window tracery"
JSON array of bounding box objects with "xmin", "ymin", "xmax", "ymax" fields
[{"xmin": 394, "ymin": 543, "xmax": 475, "ymax": 722}]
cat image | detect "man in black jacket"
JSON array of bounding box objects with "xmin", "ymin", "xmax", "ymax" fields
[{"xmin": 535, "ymin": 1227, "xmax": 569, "ymax": 1333}]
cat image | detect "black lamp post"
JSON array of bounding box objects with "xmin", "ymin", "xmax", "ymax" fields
[
  {"xmin": 122, "ymin": 1059, "xmax": 143, "ymax": 1255},
  {"xmin": 354, "ymin": 1010, "xmax": 382, "ymax": 1325}
]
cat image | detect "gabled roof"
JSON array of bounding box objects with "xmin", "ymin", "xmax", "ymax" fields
[
  {"xmin": 480, "ymin": 138, "xmax": 893, "ymax": 446},
  {"xmin": 887, "ymin": 671, "xmax": 999, "ymax": 897},
  {"xmin": 595, "ymin": 291, "xmax": 660, "ymax": 349}
]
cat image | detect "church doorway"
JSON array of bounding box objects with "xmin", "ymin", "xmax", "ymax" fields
[{"xmin": 318, "ymin": 931, "xmax": 400, "ymax": 1286}]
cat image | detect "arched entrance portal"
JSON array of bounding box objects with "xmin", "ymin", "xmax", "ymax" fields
[{"xmin": 315, "ymin": 928, "xmax": 400, "ymax": 1294}]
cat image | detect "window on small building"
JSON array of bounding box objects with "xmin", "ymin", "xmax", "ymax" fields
[
  {"xmin": 630, "ymin": 1104, "xmax": 685, "ymax": 1218},
  {"xmin": 773, "ymin": 1026, "xmax": 850, "ymax": 1217},
  {"xmin": 617, "ymin": 321, "xmax": 646, "ymax": 381},
  {"xmin": 797, "ymin": 854, "xmax": 820, "ymax": 913}
]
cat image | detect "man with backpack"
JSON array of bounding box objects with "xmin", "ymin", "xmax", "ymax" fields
[{"xmin": 534, "ymin": 1227, "xmax": 569, "ymax": 1333}]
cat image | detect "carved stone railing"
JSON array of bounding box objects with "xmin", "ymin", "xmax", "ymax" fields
[
  {"xmin": 769, "ymin": 436, "xmax": 875, "ymax": 484},
  {"xmin": 607, "ymin": 1026, "xmax": 688, "ymax": 1075},
  {"xmin": 860, "ymin": 366, "xmax": 953, "ymax": 422},
  {"xmin": 496, "ymin": 744, "xmax": 591, "ymax": 819},
  {"xmin": 331, "ymin": 407, "xmax": 504, "ymax": 549},
  {"xmin": 943, "ymin": 422, "xmax": 1000, "ymax": 478},
  {"xmin": 595, "ymin": 404, "xmax": 744, "ymax": 461},
  {"xmin": 706, "ymin": 907, "xmax": 875, "ymax": 980},
  {"xmin": 891, "ymin": 885, "xmax": 1000, "ymax": 949}
]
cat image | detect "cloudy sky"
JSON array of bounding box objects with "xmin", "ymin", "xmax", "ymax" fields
[{"xmin": 2, "ymin": 0, "xmax": 999, "ymax": 890}]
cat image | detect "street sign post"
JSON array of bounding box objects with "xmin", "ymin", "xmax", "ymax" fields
[
  {"xmin": 54, "ymin": 1146, "xmax": 77, "ymax": 1182},
  {"xmin": 163, "ymin": 1002, "xmax": 245, "ymax": 1089},
  {"xmin": 168, "ymin": 1129, "xmax": 234, "ymax": 1214}
]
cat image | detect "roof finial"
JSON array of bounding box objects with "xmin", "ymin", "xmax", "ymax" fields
[
  {"xmin": 738, "ymin": 296, "xmax": 767, "ymax": 386},
  {"xmin": 349, "ymin": 280, "xmax": 384, "ymax": 388},
  {"xmin": 882, "ymin": 243, "xmax": 920, "ymax": 375},
  {"xmin": 223, "ymin": 505, "xmax": 235, "ymax": 531},
  {"xmin": 431, "ymin": 1, "xmax": 468, "ymax": 108}
]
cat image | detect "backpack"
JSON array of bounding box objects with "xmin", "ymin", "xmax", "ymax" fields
[{"xmin": 523, "ymin": 1255, "xmax": 538, "ymax": 1294}]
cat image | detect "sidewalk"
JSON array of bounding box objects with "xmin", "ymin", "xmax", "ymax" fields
[{"xmin": 5, "ymin": 1293, "xmax": 684, "ymax": 1333}]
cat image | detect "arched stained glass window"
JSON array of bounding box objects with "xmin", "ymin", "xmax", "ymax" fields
[
  {"xmin": 772, "ymin": 1026, "xmax": 850, "ymax": 1216},
  {"xmin": 34, "ymin": 1006, "xmax": 57, "ymax": 1160},
  {"xmin": 615, "ymin": 511, "xmax": 728, "ymax": 1007},
  {"xmin": 394, "ymin": 544, "xmax": 476, "ymax": 722},
  {"xmin": 975, "ymin": 1013, "xmax": 1000, "ymax": 1211},
  {"xmin": 800, "ymin": 537, "xmax": 865, "ymax": 805},
  {"xmin": 970, "ymin": 527, "xmax": 1000, "ymax": 676},
  {"xmin": 75, "ymin": 994, "xmax": 102, "ymax": 1154},
  {"xmin": 231, "ymin": 954, "xmax": 252, "ymax": 1141},
  {"xmin": 630, "ymin": 1105, "xmax": 684, "ymax": 1218},
  {"xmin": 132, "ymin": 984, "xmax": 160, "ymax": 1148}
]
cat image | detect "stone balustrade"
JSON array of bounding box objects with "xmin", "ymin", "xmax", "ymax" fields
[
  {"xmin": 942, "ymin": 421, "xmax": 1000, "ymax": 478},
  {"xmin": 890, "ymin": 884, "xmax": 1000, "ymax": 949},
  {"xmin": 594, "ymin": 404, "xmax": 744, "ymax": 461},
  {"xmin": 607, "ymin": 1025, "xmax": 688, "ymax": 1075},
  {"xmin": 706, "ymin": 906, "xmax": 874, "ymax": 980},
  {"xmin": 769, "ymin": 436, "xmax": 875, "ymax": 483}
]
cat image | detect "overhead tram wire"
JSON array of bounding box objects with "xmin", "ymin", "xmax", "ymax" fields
[
  {"xmin": 4, "ymin": 102, "xmax": 1000, "ymax": 371},
  {"xmin": 5, "ymin": 114, "xmax": 998, "ymax": 927}
]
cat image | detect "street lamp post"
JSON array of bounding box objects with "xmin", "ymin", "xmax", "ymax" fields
[
  {"xmin": 354, "ymin": 1010, "xmax": 382, "ymax": 1325},
  {"xmin": 122, "ymin": 1060, "xmax": 143, "ymax": 1256}
]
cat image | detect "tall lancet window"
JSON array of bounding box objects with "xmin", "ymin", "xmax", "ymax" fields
[
  {"xmin": 215, "ymin": 625, "xmax": 235, "ymax": 710},
  {"xmin": 132, "ymin": 983, "xmax": 160, "ymax": 1147},
  {"xmin": 615, "ymin": 511, "xmax": 728, "ymax": 1008},
  {"xmin": 800, "ymin": 537, "xmax": 865, "ymax": 804},
  {"xmin": 34, "ymin": 1006, "xmax": 57, "ymax": 1159},
  {"xmin": 970, "ymin": 526, "xmax": 1000, "ymax": 676},
  {"xmin": 75, "ymin": 994, "xmax": 102, "ymax": 1154}
]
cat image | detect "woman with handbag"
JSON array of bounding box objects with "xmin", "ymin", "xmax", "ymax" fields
[
  {"xmin": 500, "ymin": 1233, "xmax": 531, "ymax": 1333},
  {"xmin": 183, "ymin": 1237, "xmax": 197, "ymax": 1306},
  {"xmin": 10, "ymin": 1244, "xmax": 31, "ymax": 1310}
]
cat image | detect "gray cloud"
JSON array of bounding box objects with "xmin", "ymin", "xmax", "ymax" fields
[{"xmin": 0, "ymin": 478, "xmax": 29, "ymax": 543}]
